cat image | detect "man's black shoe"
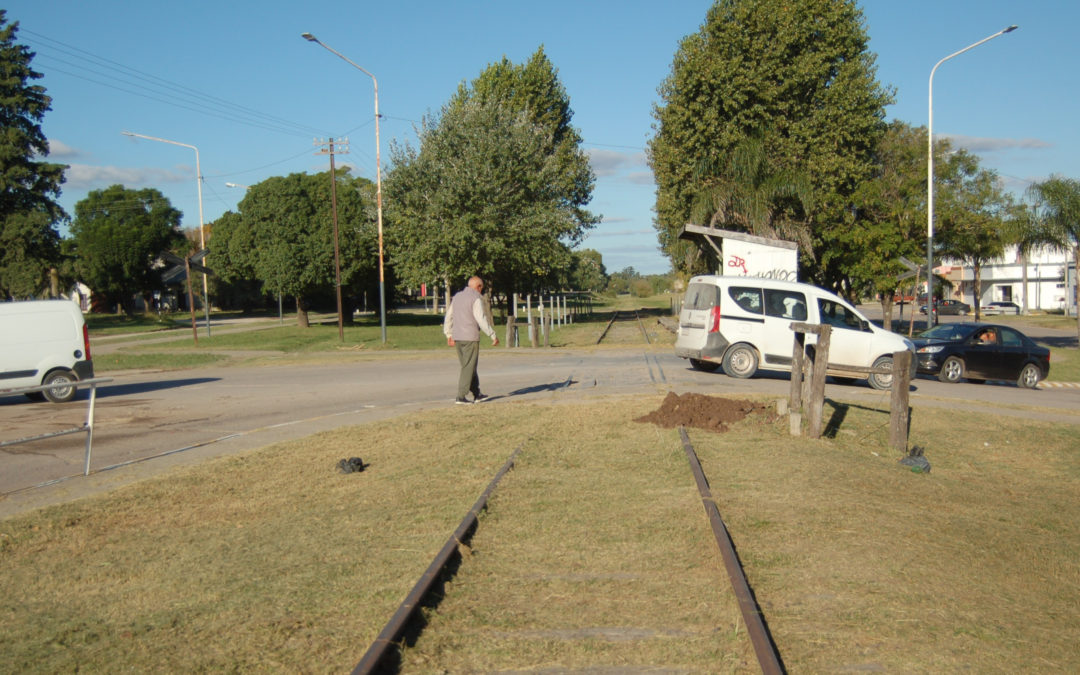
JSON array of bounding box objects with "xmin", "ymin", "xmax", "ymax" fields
[
  {"xmin": 473, "ymin": 393, "xmax": 490, "ymax": 403},
  {"xmin": 455, "ymin": 398, "xmax": 473, "ymax": 405}
]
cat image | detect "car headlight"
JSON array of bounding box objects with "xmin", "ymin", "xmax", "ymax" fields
[{"xmin": 917, "ymin": 345, "xmax": 944, "ymax": 354}]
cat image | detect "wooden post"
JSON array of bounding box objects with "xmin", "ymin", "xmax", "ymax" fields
[
  {"xmin": 889, "ymin": 350, "xmax": 912, "ymax": 453},
  {"xmin": 789, "ymin": 329, "xmax": 805, "ymax": 436},
  {"xmin": 505, "ymin": 315, "xmax": 515, "ymax": 349},
  {"xmin": 807, "ymin": 325, "xmax": 831, "ymax": 439}
]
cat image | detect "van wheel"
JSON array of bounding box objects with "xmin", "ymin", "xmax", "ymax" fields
[
  {"xmin": 867, "ymin": 355, "xmax": 893, "ymax": 390},
  {"xmin": 722, "ymin": 344, "xmax": 758, "ymax": 379},
  {"xmin": 42, "ymin": 370, "xmax": 78, "ymax": 403},
  {"xmin": 689, "ymin": 358, "xmax": 721, "ymax": 373}
]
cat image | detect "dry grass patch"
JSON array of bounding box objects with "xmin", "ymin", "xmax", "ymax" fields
[{"xmin": 1, "ymin": 395, "xmax": 1078, "ymax": 673}]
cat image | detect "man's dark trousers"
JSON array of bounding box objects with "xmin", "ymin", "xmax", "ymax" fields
[{"xmin": 455, "ymin": 340, "xmax": 480, "ymax": 400}]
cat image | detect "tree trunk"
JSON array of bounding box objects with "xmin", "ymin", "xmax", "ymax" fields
[
  {"xmin": 1020, "ymin": 250, "xmax": 1029, "ymax": 315},
  {"xmin": 1074, "ymin": 245, "xmax": 1080, "ymax": 339},
  {"xmin": 973, "ymin": 263, "xmax": 982, "ymax": 323},
  {"xmin": 880, "ymin": 295, "xmax": 894, "ymax": 332},
  {"xmin": 296, "ymin": 296, "xmax": 309, "ymax": 328}
]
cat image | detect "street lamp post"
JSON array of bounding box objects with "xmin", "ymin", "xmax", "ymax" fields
[
  {"xmin": 926, "ymin": 25, "xmax": 1017, "ymax": 327},
  {"xmin": 122, "ymin": 131, "xmax": 211, "ymax": 336},
  {"xmin": 301, "ymin": 32, "xmax": 387, "ymax": 344}
]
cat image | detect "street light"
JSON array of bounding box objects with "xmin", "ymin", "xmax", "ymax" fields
[
  {"xmin": 301, "ymin": 32, "xmax": 387, "ymax": 344},
  {"xmin": 122, "ymin": 130, "xmax": 211, "ymax": 336},
  {"xmin": 926, "ymin": 25, "xmax": 1017, "ymax": 327}
]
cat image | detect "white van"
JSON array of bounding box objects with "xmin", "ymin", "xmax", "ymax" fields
[
  {"xmin": 0, "ymin": 300, "xmax": 94, "ymax": 403},
  {"xmin": 674, "ymin": 276, "xmax": 914, "ymax": 390}
]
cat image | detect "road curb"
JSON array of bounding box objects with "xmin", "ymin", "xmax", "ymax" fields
[{"xmin": 1039, "ymin": 381, "xmax": 1080, "ymax": 389}]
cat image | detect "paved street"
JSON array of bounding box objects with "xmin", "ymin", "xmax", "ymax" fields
[{"xmin": 4, "ymin": 335, "xmax": 1080, "ymax": 519}]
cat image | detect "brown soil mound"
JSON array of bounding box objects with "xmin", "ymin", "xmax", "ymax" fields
[{"xmin": 635, "ymin": 392, "xmax": 772, "ymax": 433}]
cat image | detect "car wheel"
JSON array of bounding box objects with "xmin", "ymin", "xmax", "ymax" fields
[
  {"xmin": 722, "ymin": 343, "xmax": 758, "ymax": 379},
  {"xmin": 867, "ymin": 355, "xmax": 893, "ymax": 390},
  {"xmin": 42, "ymin": 369, "xmax": 78, "ymax": 403},
  {"xmin": 938, "ymin": 356, "xmax": 964, "ymax": 384},
  {"xmin": 689, "ymin": 358, "xmax": 721, "ymax": 373},
  {"xmin": 1017, "ymin": 363, "xmax": 1041, "ymax": 389}
]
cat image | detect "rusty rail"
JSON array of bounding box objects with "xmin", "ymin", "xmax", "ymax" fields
[
  {"xmin": 679, "ymin": 427, "xmax": 785, "ymax": 675},
  {"xmin": 351, "ymin": 445, "xmax": 522, "ymax": 674}
]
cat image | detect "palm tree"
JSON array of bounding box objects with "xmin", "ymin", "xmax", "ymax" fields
[
  {"xmin": 1028, "ymin": 176, "xmax": 1080, "ymax": 337},
  {"xmin": 690, "ymin": 135, "xmax": 814, "ymax": 253},
  {"xmin": 1004, "ymin": 199, "xmax": 1058, "ymax": 315}
]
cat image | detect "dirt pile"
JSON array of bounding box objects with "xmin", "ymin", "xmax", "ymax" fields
[{"xmin": 635, "ymin": 392, "xmax": 773, "ymax": 433}]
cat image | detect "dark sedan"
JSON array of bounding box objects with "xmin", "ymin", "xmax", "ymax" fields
[
  {"xmin": 919, "ymin": 299, "xmax": 971, "ymax": 315},
  {"xmin": 913, "ymin": 323, "xmax": 1049, "ymax": 388}
]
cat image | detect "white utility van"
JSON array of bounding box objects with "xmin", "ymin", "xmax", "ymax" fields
[
  {"xmin": 674, "ymin": 276, "xmax": 914, "ymax": 390},
  {"xmin": 0, "ymin": 300, "xmax": 94, "ymax": 403}
]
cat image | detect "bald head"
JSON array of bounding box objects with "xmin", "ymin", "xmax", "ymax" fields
[{"xmin": 468, "ymin": 276, "xmax": 484, "ymax": 293}]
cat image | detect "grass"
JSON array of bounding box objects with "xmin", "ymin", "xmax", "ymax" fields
[{"xmin": 2, "ymin": 396, "xmax": 1078, "ymax": 672}]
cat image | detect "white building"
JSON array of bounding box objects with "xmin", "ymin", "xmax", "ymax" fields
[{"xmin": 939, "ymin": 246, "xmax": 1076, "ymax": 313}]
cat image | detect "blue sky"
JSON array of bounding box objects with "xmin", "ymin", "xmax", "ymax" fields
[{"xmin": 6, "ymin": 1, "xmax": 1077, "ymax": 276}]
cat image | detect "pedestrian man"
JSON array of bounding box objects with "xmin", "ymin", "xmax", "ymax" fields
[{"xmin": 444, "ymin": 276, "xmax": 499, "ymax": 404}]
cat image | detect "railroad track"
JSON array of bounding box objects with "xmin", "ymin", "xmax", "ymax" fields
[
  {"xmin": 348, "ymin": 431, "xmax": 784, "ymax": 674},
  {"xmin": 595, "ymin": 310, "xmax": 667, "ymax": 385}
]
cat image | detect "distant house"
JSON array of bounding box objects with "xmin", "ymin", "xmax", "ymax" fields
[{"xmin": 939, "ymin": 246, "xmax": 1076, "ymax": 313}]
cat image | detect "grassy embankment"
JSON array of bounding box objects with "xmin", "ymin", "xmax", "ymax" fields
[{"xmin": 2, "ymin": 395, "xmax": 1077, "ymax": 671}]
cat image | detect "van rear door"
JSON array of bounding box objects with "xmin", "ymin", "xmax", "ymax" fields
[{"xmin": 678, "ymin": 281, "xmax": 722, "ymax": 350}]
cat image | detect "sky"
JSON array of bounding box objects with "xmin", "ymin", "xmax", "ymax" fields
[{"xmin": 5, "ymin": 1, "xmax": 1078, "ymax": 276}]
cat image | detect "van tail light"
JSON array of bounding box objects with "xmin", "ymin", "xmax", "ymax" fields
[
  {"xmin": 83, "ymin": 323, "xmax": 92, "ymax": 361},
  {"xmin": 708, "ymin": 305, "xmax": 722, "ymax": 333}
]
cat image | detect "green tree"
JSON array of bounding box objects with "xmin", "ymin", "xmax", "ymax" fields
[
  {"xmin": 205, "ymin": 210, "xmax": 265, "ymax": 313},
  {"xmin": 385, "ymin": 47, "xmax": 598, "ymax": 309},
  {"xmin": 217, "ymin": 170, "xmax": 377, "ymax": 327},
  {"xmin": 1028, "ymin": 175, "xmax": 1080, "ymax": 336},
  {"xmin": 649, "ymin": 0, "xmax": 892, "ymax": 284},
  {"xmin": 935, "ymin": 150, "xmax": 1011, "ymax": 322},
  {"xmin": 842, "ymin": 121, "xmax": 928, "ymax": 324},
  {"xmin": 0, "ymin": 11, "xmax": 68, "ymax": 299},
  {"xmin": 567, "ymin": 248, "xmax": 607, "ymax": 292},
  {"xmin": 68, "ymin": 185, "xmax": 184, "ymax": 314}
]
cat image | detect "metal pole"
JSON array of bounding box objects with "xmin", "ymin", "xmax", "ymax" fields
[
  {"xmin": 122, "ymin": 131, "xmax": 210, "ymax": 336},
  {"xmin": 329, "ymin": 138, "xmax": 345, "ymax": 341},
  {"xmin": 302, "ymin": 33, "xmax": 387, "ymax": 344},
  {"xmin": 926, "ymin": 25, "xmax": 1017, "ymax": 328}
]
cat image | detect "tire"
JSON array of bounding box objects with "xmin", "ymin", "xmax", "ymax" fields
[
  {"xmin": 938, "ymin": 356, "xmax": 964, "ymax": 384},
  {"xmin": 867, "ymin": 355, "xmax": 894, "ymax": 390},
  {"xmin": 41, "ymin": 369, "xmax": 78, "ymax": 403},
  {"xmin": 722, "ymin": 343, "xmax": 759, "ymax": 379},
  {"xmin": 689, "ymin": 358, "xmax": 721, "ymax": 373},
  {"xmin": 1017, "ymin": 363, "xmax": 1041, "ymax": 389}
]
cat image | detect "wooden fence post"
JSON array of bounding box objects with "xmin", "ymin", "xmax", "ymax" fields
[
  {"xmin": 889, "ymin": 350, "xmax": 912, "ymax": 453},
  {"xmin": 807, "ymin": 324, "xmax": 831, "ymax": 439},
  {"xmin": 789, "ymin": 329, "xmax": 805, "ymax": 436}
]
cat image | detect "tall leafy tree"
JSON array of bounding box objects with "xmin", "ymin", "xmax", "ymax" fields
[
  {"xmin": 385, "ymin": 47, "xmax": 598, "ymax": 309},
  {"xmin": 649, "ymin": 0, "xmax": 892, "ymax": 284},
  {"xmin": 935, "ymin": 150, "xmax": 1011, "ymax": 322},
  {"xmin": 567, "ymin": 248, "xmax": 607, "ymax": 292},
  {"xmin": 214, "ymin": 170, "xmax": 377, "ymax": 327},
  {"xmin": 68, "ymin": 185, "xmax": 184, "ymax": 314},
  {"xmin": 1028, "ymin": 175, "xmax": 1080, "ymax": 336},
  {"xmin": 842, "ymin": 121, "xmax": 928, "ymax": 324},
  {"xmin": 0, "ymin": 11, "xmax": 68, "ymax": 299}
]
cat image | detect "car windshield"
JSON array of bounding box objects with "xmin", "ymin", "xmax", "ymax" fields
[{"xmin": 917, "ymin": 324, "xmax": 977, "ymax": 341}]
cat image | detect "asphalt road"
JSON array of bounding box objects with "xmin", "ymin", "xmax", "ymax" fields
[{"xmin": 3, "ymin": 330, "xmax": 1079, "ymax": 518}]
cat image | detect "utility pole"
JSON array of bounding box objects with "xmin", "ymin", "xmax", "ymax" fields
[{"xmin": 314, "ymin": 137, "xmax": 349, "ymax": 341}]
